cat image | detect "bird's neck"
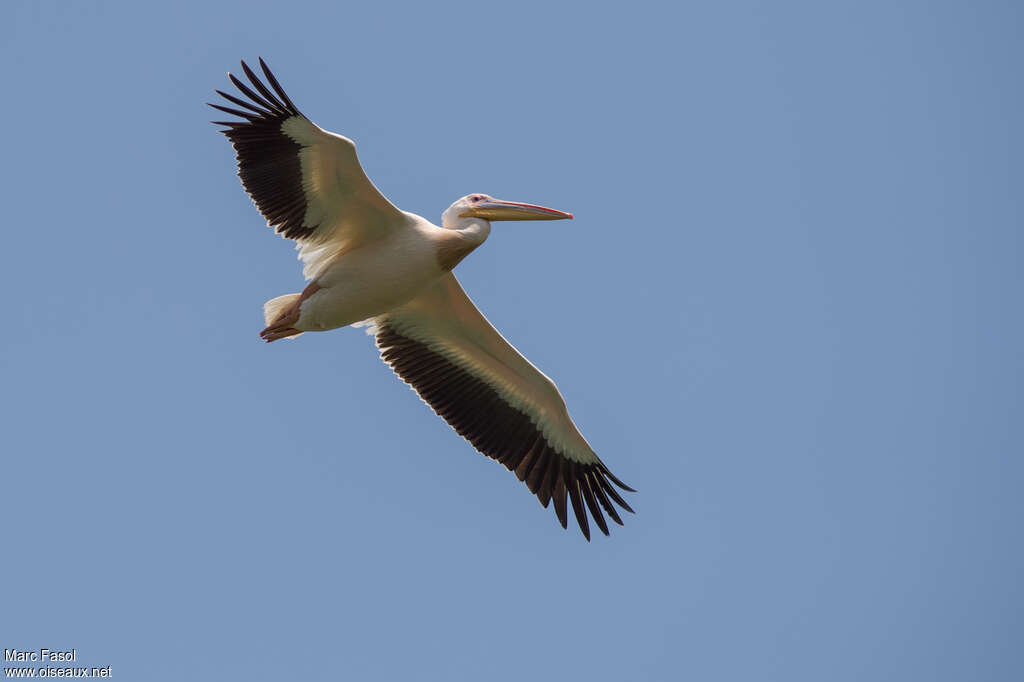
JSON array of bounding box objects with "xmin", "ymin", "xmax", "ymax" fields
[
  {"xmin": 441, "ymin": 215, "xmax": 491, "ymax": 245},
  {"xmin": 434, "ymin": 216, "xmax": 491, "ymax": 271}
]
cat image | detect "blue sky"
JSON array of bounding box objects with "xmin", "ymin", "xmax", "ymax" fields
[{"xmin": 2, "ymin": 1, "xmax": 1021, "ymax": 680}]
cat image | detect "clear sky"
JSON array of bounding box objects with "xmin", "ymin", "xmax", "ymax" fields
[{"xmin": 2, "ymin": 1, "xmax": 1021, "ymax": 680}]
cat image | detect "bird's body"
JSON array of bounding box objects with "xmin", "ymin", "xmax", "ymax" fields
[
  {"xmin": 210, "ymin": 59, "xmax": 634, "ymax": 539},
  {"xmin": 293, "ymin": 215, "xmax": 448, "ymax": 333}
]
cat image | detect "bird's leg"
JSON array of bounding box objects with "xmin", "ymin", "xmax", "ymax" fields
[{"xmin": 259, "ymin": 281, "xmax": 322, "ymax": 342}]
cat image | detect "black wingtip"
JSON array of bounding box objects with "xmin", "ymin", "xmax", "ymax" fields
[
  {"xmin": 568, "ymin": 477, "xmax": 591, "ymax": 541},
  {"xmin": 207, "ymin": 102, "xmax": 258, "ymax": 120},
  {"xmin": 581, "ymin": 477, "xmax": 610, "ymax": 536},
  {"xmin": 590, "ymin": 473, "xmax": 624, "ymax": 526},
  {"xmin": 227, "ymin": 71, "xmax": 278, "ymax": 114},
  {"xmin": 553, "ymin": 480, "xmax": 569, "ymax": 530},
  {"xmin": 215, "ymin": 89, "xmax": 267, "ymax": 115},
  {"xmin": 258, "ymin": 56, "xmax": 300, "ymax": 115},
  {"xmin": 601, "ymin": 465, "xmax": 637, "ymax": 493},
  {"xmin": 240, "ymin": 59, "xmax": 287, "ymax": 114}
]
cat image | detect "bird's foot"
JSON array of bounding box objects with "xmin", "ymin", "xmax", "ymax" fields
[
  {"xmin": 260, "ymin": 299, "xmax": 302, "ymax": 342},
  {"xmin": 259, "ymin": 325, "xmax": 302, "ymax": 342},
  {"xmin": 259, "ymin": 281, "xmax": 320, "ymax": 343}
]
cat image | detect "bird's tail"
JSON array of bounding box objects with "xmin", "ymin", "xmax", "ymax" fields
[{"xmin": 263, "ymin": 293, "xmax": 304, "ymax": 339}]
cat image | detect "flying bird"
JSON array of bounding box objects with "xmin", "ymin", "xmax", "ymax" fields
[{"xmin": 209, "ymin": 59, "xmax": 634, "ymax": 539}]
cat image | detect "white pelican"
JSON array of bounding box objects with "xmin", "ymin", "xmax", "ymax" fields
[{"xmin": 209, "ymin": 59, "xmax": 634, "ymax": 539}]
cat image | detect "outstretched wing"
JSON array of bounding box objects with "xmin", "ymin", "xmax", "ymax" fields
[
  {"xmin": 209, "ymin": 58, "xmax": 408, "ymax": 278},
  {"xmin": 369, "ymin": 273, "xmax": 635, "ymax": 540}
]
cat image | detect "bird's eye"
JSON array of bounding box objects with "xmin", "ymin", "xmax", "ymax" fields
[{"xmin": 471, "ymin": 196, "xmax": 482, "ymax": 202}]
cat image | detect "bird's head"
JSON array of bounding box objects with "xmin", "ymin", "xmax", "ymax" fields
[{"xmin": 442, "ymin": 194, "xmax": 573, "ymax": 228}]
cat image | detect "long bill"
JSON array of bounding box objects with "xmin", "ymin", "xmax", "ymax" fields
[{"xmin": 461, "ymin": 198, "xmax": 574, "ymax": 221}]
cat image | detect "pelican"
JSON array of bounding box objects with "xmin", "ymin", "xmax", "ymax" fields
[{"xmin": 209, "ymin": 59, "xmax": 634, "ymax": 539}]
